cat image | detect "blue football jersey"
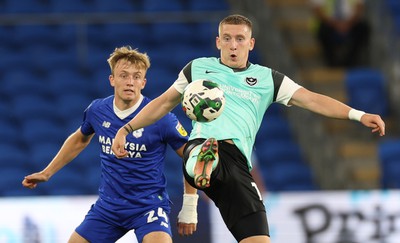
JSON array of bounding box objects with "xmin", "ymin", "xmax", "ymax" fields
[{"xmin": 80, "ymin": 95, "xmax": 188, "ymax": 215}]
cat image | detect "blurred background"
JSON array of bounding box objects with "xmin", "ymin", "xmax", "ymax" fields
[{"xmin": 1, "ymin": 0, "xmax": 400, "ymax": 242}]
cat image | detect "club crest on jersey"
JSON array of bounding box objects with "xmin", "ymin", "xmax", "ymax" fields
[
  {"xmin": 245, "ymin": 77, "xmax": 257, "ymax": 86},
  {"xmin": 176, "ymin": 122, "xmax": 188, "ymax": 137},
  {"xmin": 132, "ymin": 128, "xmax": 144, "ymax": 138}
]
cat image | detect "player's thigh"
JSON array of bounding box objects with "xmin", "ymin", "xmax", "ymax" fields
[
  {"xmin": 142, "ymin": 231, "xmax": 172, "ymax": 243},
  {"xmin": 239, "ymin": 235, "xmax": 270, "ymax": 243},
  {"xmin": 68, "ymin": 231, "xmax": 90, "ymax": 243}
]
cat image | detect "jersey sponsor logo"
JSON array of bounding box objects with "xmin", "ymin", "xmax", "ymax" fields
[
  {"xmin": 176, "ymin": 122, "xmax": 188, "ymax": 137},
  {"xmin": 205, "ymin": 70, "xmax": 218, "ymax": 74},
  {"xmin": 102, "ymin": 121, "xmax": 111, "ymax": 128},
  {"xmin": 245, "ymin": 77, "xmax": 257, "ymax": 86},
  {"xmin": 99, "ymin": 135, "xmax": 147, "ymax": 158},
  {"xmin": 132, "ymin": 128, "xmax": 144, "ymax": 138}
]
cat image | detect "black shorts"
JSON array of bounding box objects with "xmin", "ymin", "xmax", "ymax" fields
[{"xmin": 183, "ymin": 139, "xmax": 269, "ymax": 241}]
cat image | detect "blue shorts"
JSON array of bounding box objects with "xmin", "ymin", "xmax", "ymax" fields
[{"xmin": 75, "ymin": 200, "xmax": 172, "ymax": 242}]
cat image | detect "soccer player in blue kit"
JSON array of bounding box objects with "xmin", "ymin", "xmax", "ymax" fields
[
  {"xmin": 22, "ymin": 46, "xmax": 199, "ymax": 243},
  {"xmin": 111, "ymin": 15, "xmax": 386, "ymax": 243}
]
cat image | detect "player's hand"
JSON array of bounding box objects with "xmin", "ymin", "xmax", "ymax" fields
[
  {"xmin": 177, "ymin": 221, "xmax": 197, "ymax": 236},
  {"xmin": 177, "ymin": 194, "xmax": 198, "ymax": 236},
  {"xmin": 22, "ymin": 172, "xmax": 49, "ymax": 189},
  {"xmin": 112, "ymin": 128, "xmax": 128, "ymax": 158},
  {"xmin": 360, "ymin": 113, "xmax": 385, "ymax": 136}
]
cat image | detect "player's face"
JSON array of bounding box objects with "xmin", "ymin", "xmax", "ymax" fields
[
  {"xmin": 110, "ymin": 59, "xmax": 146, "ymax": 106},
  {"xmin": 216, "ymin": 24, "xmax": 255, "ymax": 69}
]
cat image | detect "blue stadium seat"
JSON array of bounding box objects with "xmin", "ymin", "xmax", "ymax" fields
[
  {"xmin": 345, "ymin": 68, "xmax": 389, "ymax": 117},
  {"xmin": 144, "ymin": 67, "xmax": 178, "ymax": 98},
  {"xmin": 142, "ymin": 0, "xmax": 184, "ymax": 12},
  {"xmin": 256, "ymin": 115, "xmax": 294, "ymax": 143},
  {"xmin": 188, "ymin": 0, "xmax": 229, "ymax": 11},
  {"xmin": 50, "ymin": 0, "xmax": 93, "ymax": 13},
  {"xmin": 257, "ymin": 140, "xmax": 304, "ymax": 165},
  {"xmin": 90, "ymin": 68, "xmax": 113, "ymax": 97},
  {"xmin": 0, "ymin": 144, "xmax": 29, "ymax": 170},
  {"xmin": 4, "ymin": 0, "xmax": 49, "ymax": 13},
  {"xmin": 13, "ymin": 25, "xmax": 56, "ymax": 46},
  {"xmin": 0, "ymin": 167, "xmax": 34, "ymax": 197},
  {"xmin": 94, "ymin": 0, "xmax": 139, "ymax": 12},
  {"xmin": 193, "ymin": 22, "xmax": 219, "ymax": 45},
  {"xmin": 0, "ymin": 25, "xmax": 16, "ymax": 49},
  {"xmin": 11, "ymin": 94, "xmax": 57, "ymax": 121},
  {"xmin": 0, "ymin": 120, "xmax": 21, "ymax": 146},
  {"xmin": 3, "ymin": 69, "xmax": 49, "ymax": 98},
  {"xmin": 55, "ymin": 93, "xmax": 92, "ymax": 121},
  {"xmin": 42, "ymin": 167, "xmax": 92, "ymax": 195},
  {"xmin": 378, "ymin": 139, "xmax": 400, "ymax": 188},
  {"xmin": 0, "ymin": 103, "xmax": 13, "ymax": 123},
  {"xmin": 47, "ymin": 67, "xmax": 92, "ymax": 96},
  {"xmin": 264, "ymin": 161, "xmax": 316, "ymax": 192},
  {"xmin": 24, "ymin": 44, "xmax": 77, "ymax": 72},
  {"xmin": 385, "ymin": 0, "xmax": 400, "ymax": 16},
  {"xmin": 29, "ymin": 142, "xmax": 64, "ymax": 172},
  {"xmin": 87, "ymin": 23, "xmax": 148, "ymax": 50},
  {"xmin": 149, "ymin": 22, "xmax": 195, "ymax": 45},
  {"xmin": 21, "ymin": 119, "xmax": 65, "ymax": 146}
]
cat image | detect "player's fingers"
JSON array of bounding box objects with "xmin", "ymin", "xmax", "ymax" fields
[
  {"xmin": 177, "ymin": 224, "xmax": 184, "ymax": 236},
  {"xmin": 177, "ymin": 223, "xmax": 196, "ymax": 236}
]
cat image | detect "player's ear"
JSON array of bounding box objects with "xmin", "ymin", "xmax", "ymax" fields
[
  {"xmin": 216, "ymin": 37, "xmax": 221, "ymax": 50},
  {"xmin": 141, "ymin": 78, "xmax": 147, "ymax": 89},
  {"xmin": 249, "ymin": 37, "xmax": 255, "ymax": 51},
  {"xmin": 109, "ymin": 74, "xmax": 115, "ymax": 87}
]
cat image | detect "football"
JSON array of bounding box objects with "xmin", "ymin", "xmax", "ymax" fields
[{"xmin": 181, "ymin": 79, "xmax": 226, "ymax": 122}]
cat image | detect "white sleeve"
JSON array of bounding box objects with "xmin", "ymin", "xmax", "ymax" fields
[
  {"xmin": 275, "ymin": 76, "xmax": 302, "ymax": 106},
  {"xmin": 172, "ymin": 70, "xmax": 189, "ymax": 94}
]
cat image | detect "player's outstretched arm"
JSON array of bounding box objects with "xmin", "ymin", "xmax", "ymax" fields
[
  {"xmin": 177, "ymin": 179, "xmax": 198, "ymax": 236},
  {"xmin": 173, "ymin": 144, "xmax": 198, "ymax": 236},
  {"xmin": 289, "ymin": 87, "xmax": 385, "ymax": 136},
  {"xmin": 112, "ymin": 86, "xmax": 182, "ymax": 158},
  {"xmin": 22, "ymin": 130, "xmax": 93, "ymax": 189}
]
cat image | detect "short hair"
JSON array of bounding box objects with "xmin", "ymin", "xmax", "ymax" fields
[
  {"xmin": 219, "ymin": 14, "xmax": 253, "ymax": 31},
  {"xmin": 107, "ymin": 46, "xmax": 151, "ymax": 75}
]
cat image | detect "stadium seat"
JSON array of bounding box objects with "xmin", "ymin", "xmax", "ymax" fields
[
  {"xmin": 46, "ymin": 67, "xmax": 92, "ymax": 96},
  {"xmin": 94, "ymin": 0, "xmax": 139, "ymax": 12},
  {"xmin": 50, "ymin": 0, "xmax": 93, "ymax": 13},
  {"xmin": 55, "ymin": 93, "xmax": 92, "ymax": 122},
  {"xmin": 256, "ymin": 115, "xmax": 294, "ymax": 143},
  {"xmin": 188, "ymin": 0, "xmax": 229, "ymax": 11},
  {"xmin": 0, "ymin": 144, "xmax": 29, "ymax": 170},
  {"xmin": 24, "ymin": 43, "xmax": 77, "ymax": 72},
  {"xmin": 378, "ymin": 139, "xmax": 400, "ymax": 188},
  {"xmin": 3, "ymin": 69, "xmax": 49, "ymax": 98},
  {"xmin": 11, "ymin": 94, "xmax": 57, "ymax": 121},
  {"xmin": 13, "ymin": 25, "xmax": 56, "ymax": 47},
  {"xmin": 144, "ymin": 67, "xmax": 178, "ymax": 98},
  {"xmin": 0, "ymin": 167, "xmax": 34, "ymax": 197},
  {"xmin": 263, "ymin": 161, "xmax": 316, "ymax": 192},
  {"xmin": 149, "ymin": 22, "xmax": 195, "ymax": 46},
  {"xmin": 345, "ymin": 68, "xmax": 389, "ymax": 117},
  {"xmin": 29, "ymin": 142, "xmax": 64, "ymax": 171},
  {"xmin": 21, "ymin": 119, "xmax": 65, "ymax": 146},
  {"xmin": 142, "ymin": 0, "xmax": 184, "ymax": 12},
  {"xmin": 90, "ymin": 68, "xmax": 113, "ymax": 97},
  {"xmin": 42, "ymin": 167, "xmax": 92, "ymax": 195},
  {"xmin": 0, "ymin": 120, "xmax": 21, "ymax": 146},
  {"xmin": 4, "ymin": 0, "xmax": 49, "ymax": 13},
  {"xmin": 256, "ymin": 140, "xmax": 304, "ymax": 165}
]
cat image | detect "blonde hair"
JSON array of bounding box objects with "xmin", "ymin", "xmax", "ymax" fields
[{"xmin": 107, "ymin": 46, "xmax": 151, "ymax": 75}]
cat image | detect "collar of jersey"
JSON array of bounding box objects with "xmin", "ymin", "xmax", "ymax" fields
[
  {"xmin": 219, "ymin": 58, "xmax": 251, "ymax": 72},
  {"xmin": 113, "ymin": 94, "xmax": 144, "ymax": 120}
]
